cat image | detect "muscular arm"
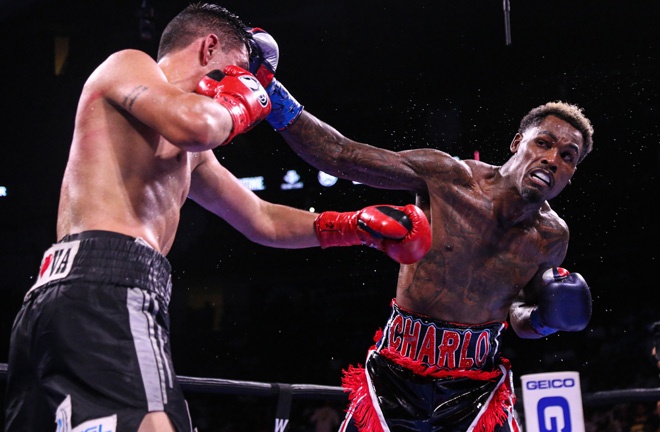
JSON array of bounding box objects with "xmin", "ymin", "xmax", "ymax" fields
[
  {"xmin": 88, "ymin": 49, "xmax": 234, "ymax": 151},
  {"xmin": 188, "ymin": 151, "xmax": 320, "ymax": 248},
  {"xmin": 280, "ymin": 111, "xmax": 432, "ymax": 192}
]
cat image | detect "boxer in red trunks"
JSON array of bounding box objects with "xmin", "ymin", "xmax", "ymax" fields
[{"xmin": 247, "ymin": 29, "xmax": 594, "ymax": 431}]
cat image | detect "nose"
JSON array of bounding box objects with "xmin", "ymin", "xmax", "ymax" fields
[
  {"xmin": 541, "ymin": 159, "xmax": 557, "ymax": 173},
  {"xmin": 541, "ymin": 149, "xmax": 560, "ymax": 173}
]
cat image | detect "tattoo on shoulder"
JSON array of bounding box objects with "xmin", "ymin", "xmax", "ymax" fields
[{"xmin": 122, "ymin": 85, "xmax": 148, "ymax": 111}]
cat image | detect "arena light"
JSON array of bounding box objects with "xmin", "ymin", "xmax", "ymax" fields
[{"xmin": 318, "ymin": 171, "xmax": 338, "ymax": 187}]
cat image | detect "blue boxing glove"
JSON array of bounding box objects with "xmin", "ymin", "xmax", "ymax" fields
[
  {"xmin": 530, "ymin": 267, "xmax": 592, "ymax": 336},
  {"xmin": 248, "ymin": 27, "xmax": 303, "ymax": 130},
  {"xmin": 248, "ymin": 27, "xmax": 277, "ymax": 88}
]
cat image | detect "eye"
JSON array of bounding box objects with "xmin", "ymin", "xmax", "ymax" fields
[
  {"xmin": 561, "ymin": 151, "xmax": 576, "ymax": 163},
  {"xmin": 536, "ymin": 139, "xmax": 550, "ymax": 148}
]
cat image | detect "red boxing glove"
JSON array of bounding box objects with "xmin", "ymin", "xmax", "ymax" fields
[
  {"xmin": 530, "ymin": 267, "xmax": 592, "ymax": 336},
  {"xmin": 195, "ymin": 65, "xmax": 271, "ymax": 145},
  {"xmin": 315, "ymin": 204, "xmax": 432, "ymax": 264}
]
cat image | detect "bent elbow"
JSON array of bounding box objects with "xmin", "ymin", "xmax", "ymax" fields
[{"xmin": 169, "ymin": 103, "xmax": 232, "ymax": 152}]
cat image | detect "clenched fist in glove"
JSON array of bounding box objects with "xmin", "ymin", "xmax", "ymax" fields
[
  {"xmin": 195, "ymin": 65, "xmax": 271, "ymax": 145},
  {"xmin": 247, "ymin": 27, "xmax": 303, "ymax": 130},
  {"xmin": 315, "ymin": 204, "xmax": 432, "ymax": 264},
  {"xmin": 248, "ymin": 27, "xmax": 278, "ymax": 88},
  {"xmin": 530, "ymin": 267, "xmax": 592, "ymax": 336}
]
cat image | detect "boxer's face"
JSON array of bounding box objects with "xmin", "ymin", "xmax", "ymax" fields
[{"xmin": 510, "ymin": 115, "xmax": 583, "ymax": 203}]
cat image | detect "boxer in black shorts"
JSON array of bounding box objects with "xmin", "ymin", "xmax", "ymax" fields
[
  {"xmin": 6, "ymin": 226, "xmax": 427, "ymax": 432},
  {"xmin": 6, "ymin": 231, "xmax": 192, "ymax": 431},
  {"xmin": 4, "ymin": 4, "xmax": 432, "ymax": 431}
]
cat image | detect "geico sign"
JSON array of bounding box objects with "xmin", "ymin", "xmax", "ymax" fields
[{"xmin": 526, "ymin": 378, "xmax": 576, "ymax": 390}]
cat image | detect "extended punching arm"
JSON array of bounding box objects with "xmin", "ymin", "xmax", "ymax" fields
[
  {"xmin": 248, "ymin": 27, "xmax": 303, "ymax": 131},
  {"xmin": 315, "ymin": 204, "xmax": 432, "ymax": 265}
]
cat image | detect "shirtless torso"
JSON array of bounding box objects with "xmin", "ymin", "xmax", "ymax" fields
[{"xmin": 282, "ymin": 111, "xmax": 578, "ymax": 327}]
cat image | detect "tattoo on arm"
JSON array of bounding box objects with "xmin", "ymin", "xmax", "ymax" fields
[{"xmin": 122, "ymin": 85, "xmax": 148, "ymax": 111}]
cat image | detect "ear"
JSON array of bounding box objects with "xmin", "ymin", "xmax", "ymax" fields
[
  {"xmin": 201, "ymin": 34, "xmax": 220, "ymax": 66},
  {"xmin": 510, "ymin": 133, "xmax": 522, "ymax": 154}
]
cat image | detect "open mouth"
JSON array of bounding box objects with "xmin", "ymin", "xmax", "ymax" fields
[{"xmin": 530, "ymin": 169, "xmax": 553, "ymax": 188}]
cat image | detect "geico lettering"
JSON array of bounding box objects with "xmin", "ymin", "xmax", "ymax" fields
[{"xmin": 526, "ymin": 378, "xmax": 575, "ymax": 390}]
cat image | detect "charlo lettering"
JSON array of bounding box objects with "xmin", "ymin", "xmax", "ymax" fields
[{"xmin": 385, "ymin": 313, "xmax": 493, "ymax": 370}]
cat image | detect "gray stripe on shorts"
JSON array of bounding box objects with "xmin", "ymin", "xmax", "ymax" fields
[{"xmin": 128, "ymin": 287, "xmax": 169, "ymax": 411}]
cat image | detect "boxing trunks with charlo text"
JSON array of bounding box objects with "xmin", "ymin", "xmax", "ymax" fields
[
  {"xmin": 4, "ymin": 230, "xmax": 194, "ymax": 432},
  {"xmin": 339, "ymin": 300, "xmax": 521, "ymax": 432}
]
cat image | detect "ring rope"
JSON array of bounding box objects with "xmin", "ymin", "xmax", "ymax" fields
[{"xmin": 1, "ymin": 362, "xmax": 658, "ymax": 429}]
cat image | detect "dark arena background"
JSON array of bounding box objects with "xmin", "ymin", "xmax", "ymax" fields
[{"xmin": 1, "ymin": 0, "xmax": 659, "ymax": 430}]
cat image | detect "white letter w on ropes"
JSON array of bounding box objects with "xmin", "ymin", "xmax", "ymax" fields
[{"xmin": 274, "ymin": 418, "xmax": 289, "ymax": 432}]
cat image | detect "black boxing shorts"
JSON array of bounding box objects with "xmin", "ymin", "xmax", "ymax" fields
[
  {"xmin": 339, "ymin": 300, "xmax": 520, "ymax": 432},
  {"xmin": 4, "ymin": 230, "xmax": 194, "ymax": 432}
]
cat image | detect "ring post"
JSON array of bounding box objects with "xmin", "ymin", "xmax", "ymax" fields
[{"xmin": 273, "ymin": 383, "xmax": 292, "ymax": 432}]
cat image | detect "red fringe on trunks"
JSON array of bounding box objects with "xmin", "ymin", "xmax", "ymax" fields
[{"xmin": 341, "ymin": 330, "xmax": 514, "ymax": 432}]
